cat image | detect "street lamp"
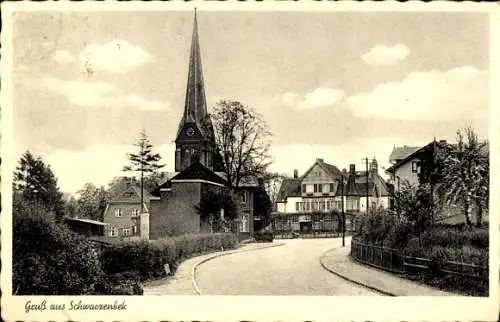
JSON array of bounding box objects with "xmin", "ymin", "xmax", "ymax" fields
[{"xmin": 337, "ymin": 177, "xmax": 345, "ymax": 247}]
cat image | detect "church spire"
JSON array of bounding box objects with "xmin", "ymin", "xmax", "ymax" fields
[{"xmin": 181, "ymin": 8, "xmax": 207, "ymax": 127}]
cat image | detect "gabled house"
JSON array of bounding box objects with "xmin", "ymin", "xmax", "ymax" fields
[
  {"xmin": 102, "ymin": 184, "xmax": 153, "ymax": 239},
  {"xmin": 274, "ymin": 158, "xmax": 392, "ymax": 234},
  {"xmin": 385, "ymin": 140, "xmax": 447, "ymax": 192},
  {"xmin": 276, "ymin": 158, "xmax": 392, "ymax": 215},
  {"xmin": 386, "ymin": 139, "xmax": 489, "ymax": 225}
]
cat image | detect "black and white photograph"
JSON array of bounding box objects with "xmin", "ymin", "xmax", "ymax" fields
[{"xmin": 1, "ymin": 2, "xmax": 498, "ymax": 321}]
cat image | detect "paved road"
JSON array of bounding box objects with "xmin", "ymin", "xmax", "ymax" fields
[{"xmin": 195, "ymin": 238, "xmax": 381, "ymax": 295}]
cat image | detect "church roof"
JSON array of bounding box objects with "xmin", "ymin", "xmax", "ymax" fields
[{"xmin": 151, "ymin": 161, "xmax": 227, "ymax": 197}]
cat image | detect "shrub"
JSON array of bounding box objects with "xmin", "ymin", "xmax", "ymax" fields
[
  {"xmin": 13, "ymin": 215, "xmax": 105, "ymax": 295},
  {"xmin": 101, "ymin": 233, "xmax": 238, "ymax": 281},
  {"xmin": 254, "ymin": 232, "xmax": 274, "ymax": 242},
  {"xmin": 420, "ymin": 226, "xmax": 489, "ymax": 249}
]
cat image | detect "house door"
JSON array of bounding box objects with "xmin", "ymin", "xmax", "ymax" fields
[{"xmin": 300, "ymin": 221, "xmax": 312, "ymax": 234}]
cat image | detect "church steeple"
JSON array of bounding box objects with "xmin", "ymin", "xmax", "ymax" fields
[
  {"xmin": 175, "ymin": 10, "xmax": 219, "ymax": 173},
  {"xmin": 177, "ymin": 8, "xmax": 208, "ymax": 136}
]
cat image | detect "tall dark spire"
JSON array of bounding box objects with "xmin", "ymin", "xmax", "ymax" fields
[
  {"xmin": 175, "ymin": 10, "xmax": 221, "ymax": 173},
  {"xmin": 177, "ymin": 8, "xmax": 208, "ymax": 135}
]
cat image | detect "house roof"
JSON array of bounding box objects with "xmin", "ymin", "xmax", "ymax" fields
[
  {"xmin": 318, "ymin": 159, "xmax": 343, "ymax": 177},
  {"xmin": 276, "ymin": 178, "xmax": 302, "ymax": 201},
  {"xmin": 389, "ymin": 146, "xmax": 421, "ymax": 163},
  {"xmin": 63, "ymin": 217, "xmax": 109, "ymax": 226},
  {"xmin": 385, "ymin": 140, "xmax": 448, "ymax": 174},
  {"xmin": 334, "ymin": 170, "xmax": 391, "ymax": 197}
]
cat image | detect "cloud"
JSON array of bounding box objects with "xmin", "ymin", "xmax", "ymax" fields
[
  {"xmin": 280, "ymin": 87, "xmax": 346, "ymax": 109},
  {"xmin": 79, "ymin": 39, "xmax": 155, "ymax": 74},
  {"xmin": 361, "ymin": 44, "xmax": 410, "ymax": 67},
  {"xmin": 345, "ymin": 66, "xmax": 488, "ymax": 122},
  {"xmin": 32, "ymin": 77, "xmax": 170, "ymax": 111},
  {"xmin": 52, "ymin": 50, "xmax": 75, "ymax": 63},
  {"xmin": 43, "ymin": 143, "xmax": 175, "ymax": 194}
]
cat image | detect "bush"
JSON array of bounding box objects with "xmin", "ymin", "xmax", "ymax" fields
[
  {"xmin": 254, "ymin": 232, "xmax": 274, "ymax": 242},
  {"xmin": 13, "ymin": 215, "xmax": 105, "ymax": 295},
  {"xmin": 101, "ymin": 233, "xmax": 238, "ymax": 281}
]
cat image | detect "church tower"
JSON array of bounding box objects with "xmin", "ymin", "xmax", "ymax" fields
[{"xmin": 175, "ymin": 10, "xmax": 220, "ymax": 172}]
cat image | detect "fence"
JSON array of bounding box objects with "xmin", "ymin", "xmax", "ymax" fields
[
  {"xmin": 350, "ymin": 239, "xmax": 488, "ymax": 280},
  {"xmin": 272, "ymin": 212, "xmax": 356, "ymax": 239}
]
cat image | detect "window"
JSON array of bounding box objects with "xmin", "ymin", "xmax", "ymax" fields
[
  {"xmin": 109, "ymin": 227, "xmax": 118, "ymax": 237},
  {"xmin": 318, "ymin": 184, "xmax": 323, "ymax": 193},
  {"xmin": 133, "ymin": 226, "xmax": 138, "ymax": 234},
  {"xmin": 123, "ymin": 228, "xmax": 132, "ymax": 237},
  {"xmin": 295, "ymin": 202, "xmax": 300, "ymax": 211},
  {"xmin": 132, "ymin": 209, "xmax": 139, "ymax": 217},
  {"xmin": 347, "ymin": 198, "xmax": 360, "ymax": 211},
  {"xmin": 336, "ymin": 201, "xmax": 342, "ymax": 210},
  {"xmin": 330, "ymin": 183, "xmax": 334, "ymax": 193},
  {"xmin": 114, "ymin": 209, "xmax": 122, "ymax": 217},
  {"xmin": 302, "ymin": 184, "xmax": 306, "ymax": 193},
  {"xmin": 411, "ymin": 161, "xmax": 419, "ymax": 173},
  {"xmin": 241, "ymin": 191, "xmax": 247, "ymax": 204},
  {"xmin": 314, "ymin": 184, "xmax": 318, "ymax": 193}
]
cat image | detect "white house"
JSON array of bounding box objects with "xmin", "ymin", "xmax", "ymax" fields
[{"xmin": 274, "ymin": 158, "xmax": 393, "ymax": 234}]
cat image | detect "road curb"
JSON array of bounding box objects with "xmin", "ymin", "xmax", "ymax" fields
[
  {"xmin": 192, "ymin": 242, "xmax": 285, "ymax": 295},
  {"xmin": 319, "ymin": 248, "xmax": 396, "ymax": 296}
]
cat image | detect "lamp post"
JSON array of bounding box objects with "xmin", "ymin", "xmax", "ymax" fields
[{"xmin": 338, "ymin": 177, "xmax": 345, "ymax": 247}]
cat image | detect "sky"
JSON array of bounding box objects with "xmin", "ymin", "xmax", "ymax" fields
[{"xmin": 11, "ymin": 10, "xmax": 490, "ymax": 194}]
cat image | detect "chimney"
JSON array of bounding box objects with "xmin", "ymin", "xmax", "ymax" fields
[
  {"xmin": 439, "ymin": 140, "xmax": 447, "ymax": 144},
  {"xmin": 342, "ymin": 168, "xmax": 347, "ymax": 174},
  {"xmin": 349, "ymin": 164, "xmax": 355, "ymax": 174},
  {"xmin": 293, "ymin": 169, "xmax": 298, "ymax": 179},
  {"xmin": 316, "ymin": 158, "xmax": 324, "ymax": 163}
]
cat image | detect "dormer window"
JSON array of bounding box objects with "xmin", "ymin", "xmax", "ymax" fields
[
  {"xmin": 132, "ymin": 209, "xmax": 139, "ymax": 217},
  {"xmin": 114, "ymin": 209, "xmax": 122, "ymax": 217}
]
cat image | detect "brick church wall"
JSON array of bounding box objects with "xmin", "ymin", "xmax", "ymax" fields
[{"xmin": 150, "ymin": 182, "xmax": 202, "ymax": 239}]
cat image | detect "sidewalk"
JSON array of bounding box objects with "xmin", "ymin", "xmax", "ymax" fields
[
  {"xmin": 320, "ymin": 246, "xmax": 455, "ymax": 296},
  {"xmin": 142, "ymin": 242, "xmax": 283, "ymax": 295}
]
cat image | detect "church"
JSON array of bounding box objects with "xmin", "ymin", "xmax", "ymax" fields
[{"xmin": 147, "ymin": 10, "xmax": 260, "ymax": 239}]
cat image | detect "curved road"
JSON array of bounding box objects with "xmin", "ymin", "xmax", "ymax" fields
[{"xmin": 195, "ymin": 238, "xmax": 380, "ymax": 295}]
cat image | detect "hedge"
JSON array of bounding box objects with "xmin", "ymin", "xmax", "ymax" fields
[
  {"xmin": 101, "ymin": 233, "xmax": 238, "ymax": 280},
  {"xmin": 13, "ymin": 214, "xmax": 143, "ymax": 295},
  {"xmin": 419, "ymin": 226, "xmax": 489, "ymax": 249},
  {"xmin": 14, "ymin": 215, "xmax": 105, "ymax": 295}
]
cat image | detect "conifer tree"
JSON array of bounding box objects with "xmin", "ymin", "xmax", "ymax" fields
[{"xmin": 123, "ymin": 129, "xmax": 165, "ymax": 213}]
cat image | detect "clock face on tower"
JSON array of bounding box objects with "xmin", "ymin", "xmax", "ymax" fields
[{"xmin": 186, "ymin": 127, "xmax": 195, "ymax": 137}]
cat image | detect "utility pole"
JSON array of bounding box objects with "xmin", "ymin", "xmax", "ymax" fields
[
  {"xmin": 362, "ymin": 158, "xmax": 369, "ymax": 215},
  {"xmin": 340, "ymin": 176, "xmax": 345, "ymax": 247}
]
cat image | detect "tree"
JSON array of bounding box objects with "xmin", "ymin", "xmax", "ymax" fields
[
  {"xmin": 64, "ymin": 196, "xmax": 79, "ymax": 218},
  {"xmin": 13, "ymin": 214, "xmax": 104, "ymax": 295},
  {"xmin": 390, "ymin": 182, "xmax": 433, "ymax": 245},
  {"xmin": 123, "ymin": 129, "xmax": 165, "ymax": 213},
  {"xmin": 13, "ymin": 151, "xmax": 65, "ymax": 221},
  {"xmin": 76, "ymin": 183, "xmax": 108, "ymax": 221},
  {"xmin": 211, "ymin": 100, "xmax": 273, "ymax": 188},
  {"xmin": 437, "ymin": 127, "xmax": 489, "ymax": 227},
  {"xmin": 195, "ymin": 189, "xmax": 239, "ymax": 233},
  {"xmin": 261, "ymin": 172, "xmax": 286, "ymax": 210}
]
